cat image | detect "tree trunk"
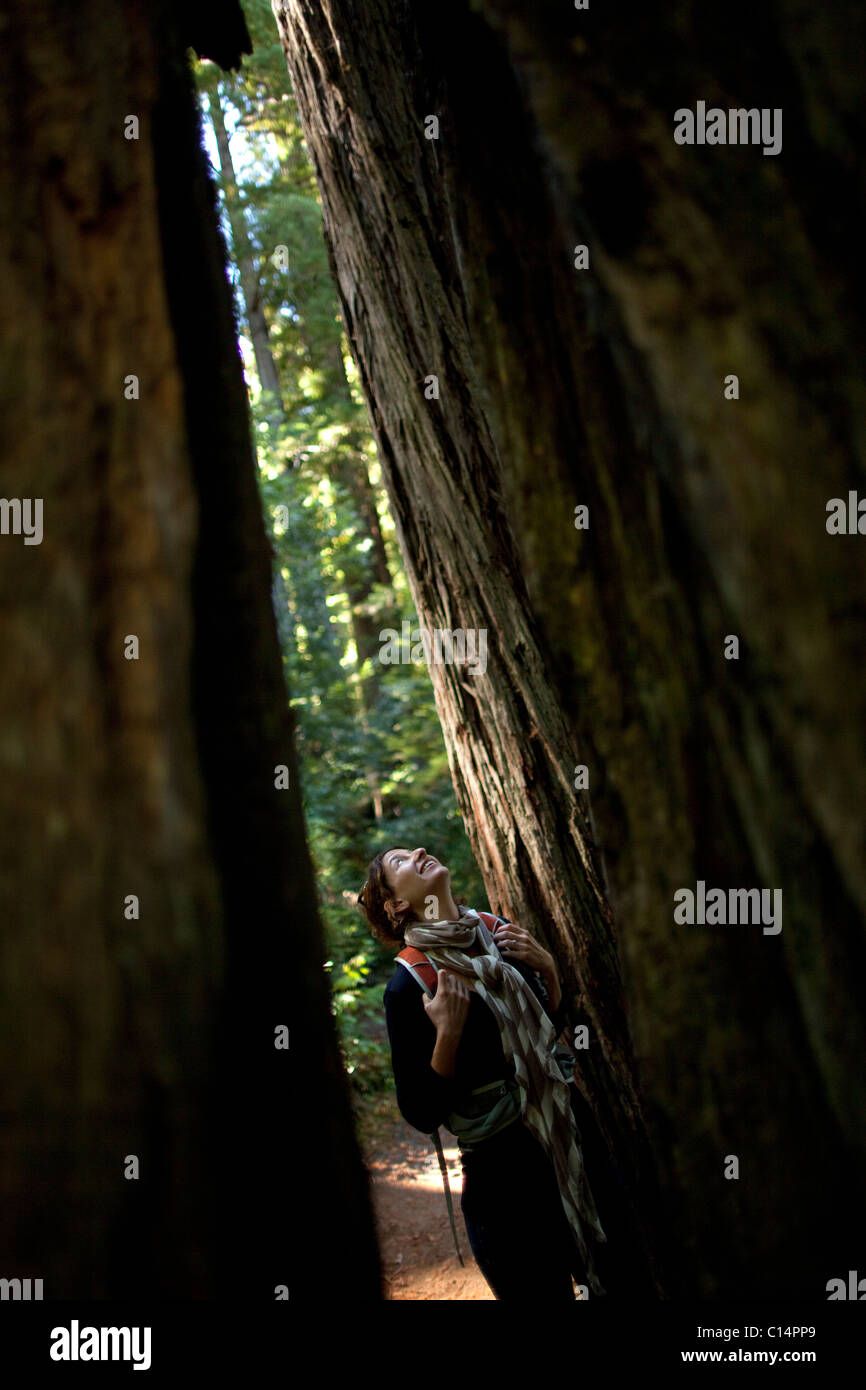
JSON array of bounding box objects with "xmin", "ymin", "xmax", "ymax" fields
[
  {"xmin": 326, "ymin": 337, "xmax": 395, "ymax": 598},
  {"xmin": 207, "ymin": 78, "xmax": 286, "ymax": 423},
  {"xmin": 0, "ymin": 0, "xmax": 381, "ymax": 1299},
  {"xmin": 273, "ymin": 0, "xmax": 866, "ymax": 1297}
]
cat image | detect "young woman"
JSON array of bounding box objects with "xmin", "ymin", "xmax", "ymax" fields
[{"xmin": 358, "ymin": 843, "xmax": 611, "ymax": 1300}]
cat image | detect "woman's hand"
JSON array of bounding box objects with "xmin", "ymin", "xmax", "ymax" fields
[
  {"xmin": 494, "ymin": 922, "xmax": 562, "ymax": 1011},
  {"xmin": 423, "ymin": 968, "xmax": 472, "ymax": 1037},
  {"xmin": 493, "ymin": 922, "xmax": 553, "ymax": 974}
]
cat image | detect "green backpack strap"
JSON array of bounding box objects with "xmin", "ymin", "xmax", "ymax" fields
[{"xmin": 429, "ymin": 1129, "xmax": 465, "ymax": 1266}]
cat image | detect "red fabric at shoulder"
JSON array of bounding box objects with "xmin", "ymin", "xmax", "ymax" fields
[
  {"xmin": 476, "ymin": 911, "xmax": 503, "ymax": 930},
  {"xmin": 396, "ymin": 946, "xmax": 438, "ymax": 993},
  {"xmin": 398, "ymin": 945, "xmax": 430, "ymax": 965}
]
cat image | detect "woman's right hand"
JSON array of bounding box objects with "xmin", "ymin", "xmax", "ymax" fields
[{"xmin": 423, "ymin": 968, "xmax": 471, "ymax": 1036}]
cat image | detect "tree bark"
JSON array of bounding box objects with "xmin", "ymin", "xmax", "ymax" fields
[
  {"xmin": 0, "ymin": 0, "xmax": 381, "ymax": 1298},
  {"xmin": 273, "ymin": 0, "xmax": 866, "ymax": 1297}
]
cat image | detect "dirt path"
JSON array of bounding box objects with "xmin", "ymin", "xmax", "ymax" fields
[{"xmin": 361, "ymin": 1107, "xmax": 494, "ymax": 1300}]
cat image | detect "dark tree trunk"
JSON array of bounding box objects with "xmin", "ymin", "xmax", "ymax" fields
[
  {"xmin": 273, "ymin": 0, "xmax": 866, "ymax": 1297},
  {"xmin": 0, "ymin": 0, "xmax": 381, "ymax": 1299}
]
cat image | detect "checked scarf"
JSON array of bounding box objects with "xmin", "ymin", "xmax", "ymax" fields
[{"xmin": 403, "ymin": 907, "xmax": 608, "ymax": 1296}]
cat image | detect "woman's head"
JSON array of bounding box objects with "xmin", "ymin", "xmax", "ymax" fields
[{"xmin": 358, "ymin": 846, "xmax": 459, "ymax": 945}]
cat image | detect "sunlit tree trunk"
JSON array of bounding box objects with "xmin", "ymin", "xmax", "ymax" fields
[{"xmin": 206, "ymin": 76, "xmax": 286, "ymax": 426}]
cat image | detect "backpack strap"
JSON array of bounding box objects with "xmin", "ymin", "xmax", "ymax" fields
[
  {"xmin": 395, "ymin": 945, "xmax": 438, "ymax": 995},
  {"xmin": 476, "ymin": 910, "xmax": 508, "ymax": 941},
  {"xmin": 431, "ymin": 1131, "xmax": 465, "ymax": 1267}
]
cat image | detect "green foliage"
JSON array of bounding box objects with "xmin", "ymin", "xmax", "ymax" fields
[
  {"xmin": 193, "ymin": 7, "xmax": 487, "ymax": 1098},
  {"xmin": 329, "ymin": 955, "xmax": 394, "ymax": 1097}
]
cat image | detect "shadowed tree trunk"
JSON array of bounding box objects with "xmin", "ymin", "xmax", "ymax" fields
[
  {"xmin": 273, "ymin": 0, "xmax": 866, "ymax": 1297},
  {"xmin": 0, "ymin": 0, "xmax": 381, "ymax": 1298}
]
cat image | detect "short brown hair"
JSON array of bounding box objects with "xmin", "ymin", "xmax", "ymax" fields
[
  {"xmin": 357, "ymin": 847, "xmax": 465, "ymax": 946},
  {"xmin": 357, "ymin": 848, "xmax": 412, "ymax": 945}
]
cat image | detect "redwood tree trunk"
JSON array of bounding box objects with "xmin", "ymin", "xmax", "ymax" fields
[
  {"xmin": 273, "ymin": 0, "xmax": 866, "ymax": 1297},
  {"xmin": 0, "ymin": 0, "xmax": 381, "ymax": 1298}
]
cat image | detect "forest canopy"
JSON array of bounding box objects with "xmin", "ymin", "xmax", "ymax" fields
[{"xmin": 193, "ymin": 0, "xmax": 485, "ymax": 1102}]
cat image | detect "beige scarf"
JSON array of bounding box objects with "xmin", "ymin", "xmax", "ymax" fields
[{"xmin": 404, "ymin": 907, "xmax": 608, "ymax": 1296}]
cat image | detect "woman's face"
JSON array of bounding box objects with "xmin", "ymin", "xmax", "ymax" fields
[{"xmin": 383, "ymin": 846, "xmax": 450, "ymax": 919}]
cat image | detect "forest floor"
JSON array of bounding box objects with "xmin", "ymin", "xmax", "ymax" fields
[{"xmin": 354, "ymin": 1092, "xmax": 493, "ymax": 1300}]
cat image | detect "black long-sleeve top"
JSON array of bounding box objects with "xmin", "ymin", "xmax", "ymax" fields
[{"xmin": 383, "ymin": 937, "xmax": 568, "ymax": 1136}]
